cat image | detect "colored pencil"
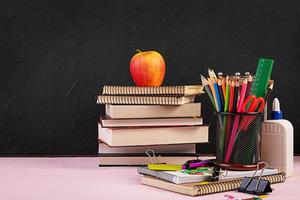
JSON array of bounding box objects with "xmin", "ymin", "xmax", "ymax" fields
[
  {"xmin": 224, "ymin": 76, "xmax": 230, "ymax": 112},
  {"xmin": 213, "ymin": 79, "xmax": 222, "ymax": 112},
  {"xmin": 237, "ymin": 79, "xmax": 248, "ymax": 112},
  {"xmin": 264, "ymin": 83, "xmax": 274, "ymax": 103},
  {"xmin": 208, "ymin": 78, "xmax": 219, "ymax": 112},
  {"xmin": 245, "ymin": 75, "xmax": 253, "ymax": 98},
  {"xmin": 221, "ymin": 77, "xmax": 226, "ymax": 100},
  {"xmin": 229, "ymin": 80, "xmax": 235, "ymax": 112},
  {"xmin": 201, "ymin": 75, "xmax": 216, "ymax": 111},
  {"xmin": 225, "ymin": 114, "xmax": 240, "ymax": 163},
  {"xmin": 218, "ymin": 79, "xmax": 224, "ymax": 111},
  {"xmin": 233, "ymin": 80, "xmax": 239, "ymax": 112}
]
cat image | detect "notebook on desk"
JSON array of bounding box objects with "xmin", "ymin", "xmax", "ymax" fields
[{"xmin": 141, "ymin": 173, "xmax": 286, "ymax": 196}]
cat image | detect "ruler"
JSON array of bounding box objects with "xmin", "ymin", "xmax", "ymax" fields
[{"xmin": 251, "ymin": 58, "xmax": 274, "ymax": 97}]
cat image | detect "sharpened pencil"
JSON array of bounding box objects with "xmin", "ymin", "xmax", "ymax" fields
[
  {"xmin": 245, "ymin": 75, "xmax": 253, "ymax": 98},
  {"xmin": 224, "ymin": 76, "xmax": 230, "ymax": 112},
  {"xmin": 213, "ymin": 79, "xmax": 222, "ymax": 112},
  {"xmin": 201, "ymin": 75, "xmax": 217, "ymax": 111},
  {"xmin": 229, "ymin": 80, "xmax": 235, "ymax": 112},
  {"xmin": 264, "ymin": 83, "xmax": 274, "ymax": 103},
  {"xmin": 218, "ymin": 79, "xmax": 224, "ymax": 111},
  {"xmin": 233, "ymin": 80, "xmax": 239, "ymax": 112}
]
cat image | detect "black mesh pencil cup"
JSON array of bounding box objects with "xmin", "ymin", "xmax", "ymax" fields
[{"xmin": 215, "ymin": 112, "xmax": 263, "ymax": 170}]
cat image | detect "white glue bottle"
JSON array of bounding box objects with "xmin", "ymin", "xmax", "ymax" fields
[{"xmin": 261, "ymin": 98, "xmax": 294, "ymax": 177}]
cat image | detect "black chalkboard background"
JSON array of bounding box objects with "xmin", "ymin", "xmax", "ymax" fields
[{"xmin": 0, "ymin": 0, "xmax": 299, "ymax": 155}]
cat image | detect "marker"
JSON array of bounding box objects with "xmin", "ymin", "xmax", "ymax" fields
[{"xmin": 271, "ymin": 98, "xmax": 282, "ymax": 119}]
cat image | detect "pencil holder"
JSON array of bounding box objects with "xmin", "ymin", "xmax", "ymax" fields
[{"xmin": 215, "ymin": 112, "xmax": 264, "ymax": 170}]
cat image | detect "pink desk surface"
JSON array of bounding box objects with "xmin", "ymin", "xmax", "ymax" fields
[{"xmin": 0, "ymin": 157, "xmax": 299, "ymax": 200}]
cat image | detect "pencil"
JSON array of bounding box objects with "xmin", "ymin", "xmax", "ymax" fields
[
  {"xmin": 237, "ymin": 79, "xmax": 248, "ymax": 112},
  {"xmin": 201, "ymin": 75, "xmax": 216, "ymax": 111},
  {"xmin": 264, "ymin": 83, "xmax": 274, "ymax": 103},
  {"xmin": 211, "ymin": 68, "xmax": 217, "ymax": 79},
  {"xmin": 218, "ymin": 79, "xmax": 224, "ymax": 111},
  {"xmin": 245, "ymin": 75, "xmax": 253, "ymax": 98},
  {"xmin": 208, "ymin": 78, "xmax": 219, "ymax": 112},
  {"xmin": 229, "ymin": 80, "xmax": 235, "ymax": 112},
  {"xmin": 221, "ymin": 77, "xmax": 226, "ymax": 100},
  {"xmin": 224, "ymin": 76, "xmax": 230, "ymax": 112},
  {"xmin": 213, "ymin": 79, "xmax": 222, "ymax": 112},
  {"xmin": 208, "ymin": 68, "xmax": 215, "ymax": 79},
  {"xmin": 233, "ymin": 80, "xmax": 239, "ymax": 112}
]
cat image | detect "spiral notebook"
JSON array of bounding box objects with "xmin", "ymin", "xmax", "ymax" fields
[
  {"xmin": 141, "ymin": 173, "xmax": 286, "ymax": 196},
  {"xmin": 102, "ymin": 85, "xmax": 204, "ymax": 96},
  {"xmin": 137, "ymin": 167, "xmax": 212, "ymax": 184},
  {"xmin": 96, "ymin": 95, "xmax": 195, "ymax": 105}
]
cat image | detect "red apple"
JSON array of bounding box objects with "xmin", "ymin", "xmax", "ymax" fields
[{"xmin": 130, "ymin": 50, "xmax": 166, "ymax": 86}]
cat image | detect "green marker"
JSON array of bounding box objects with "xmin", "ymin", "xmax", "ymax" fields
[{"xmin": 251, "ymin": 58, "xmax": 274, "ymax": 97}]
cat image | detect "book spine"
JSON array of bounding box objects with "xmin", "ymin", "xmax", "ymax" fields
[
  {"xmin": 102, "ymin": 86, "xmax": 184, "ymax": 96},
  {"xmin": 97, "ymin": 95, "xmax": 182, "ymax": 105}
]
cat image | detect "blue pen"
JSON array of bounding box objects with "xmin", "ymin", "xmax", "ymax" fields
[{"xmin": 213, "ymin": 80, "xmax": 222, "ymax": 112}]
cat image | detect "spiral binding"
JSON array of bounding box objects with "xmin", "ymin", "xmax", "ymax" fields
[
  {"xmin": 102, "ymin": 85, "xmax": 185, "ymax": 96},
  {"xmin": 96, "ymin": 95, "xmax": 189, "ymax": 105},
  {"xmin": 195, "ymin": 172, "xmax": 285, "ymax": 196}
]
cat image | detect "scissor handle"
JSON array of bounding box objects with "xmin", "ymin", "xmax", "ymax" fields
[
  {"xmin": 249, "ymin": 97, "xmax": 265, "ymax": 112},
  {"xmin": 241, "ymin": 95, "xmax": 256, "ymax": 113}
]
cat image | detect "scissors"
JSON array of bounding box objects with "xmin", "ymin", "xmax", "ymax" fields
[
  {"xmin": 241, "ymin": 95, "xmax": 265, "ymax": 113},
  {"xmin": 239, "ymin": 95, "xmax": 265, "ymax": 131}
]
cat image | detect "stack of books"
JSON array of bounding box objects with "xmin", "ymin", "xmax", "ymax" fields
[{"xmin": 96, "ymin": 85, "xmax": 209, "ymax": 166}]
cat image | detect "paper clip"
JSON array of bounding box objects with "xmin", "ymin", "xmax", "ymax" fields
[
  {"xmin": 145, "ymin": 149, "xmax": 183, "ymax": 171},
  {"xmin": 238, "ymin": 162, "xmax": 272, "ymax": 195},
  {"xmin": 145, "ymin": 149, "xmax": 160, "ymax": 164}
]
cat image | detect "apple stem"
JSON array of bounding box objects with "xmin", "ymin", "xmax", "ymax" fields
[{"xmin": 136, "ymin": 49, "xmax": 142, "ymax": 53}]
